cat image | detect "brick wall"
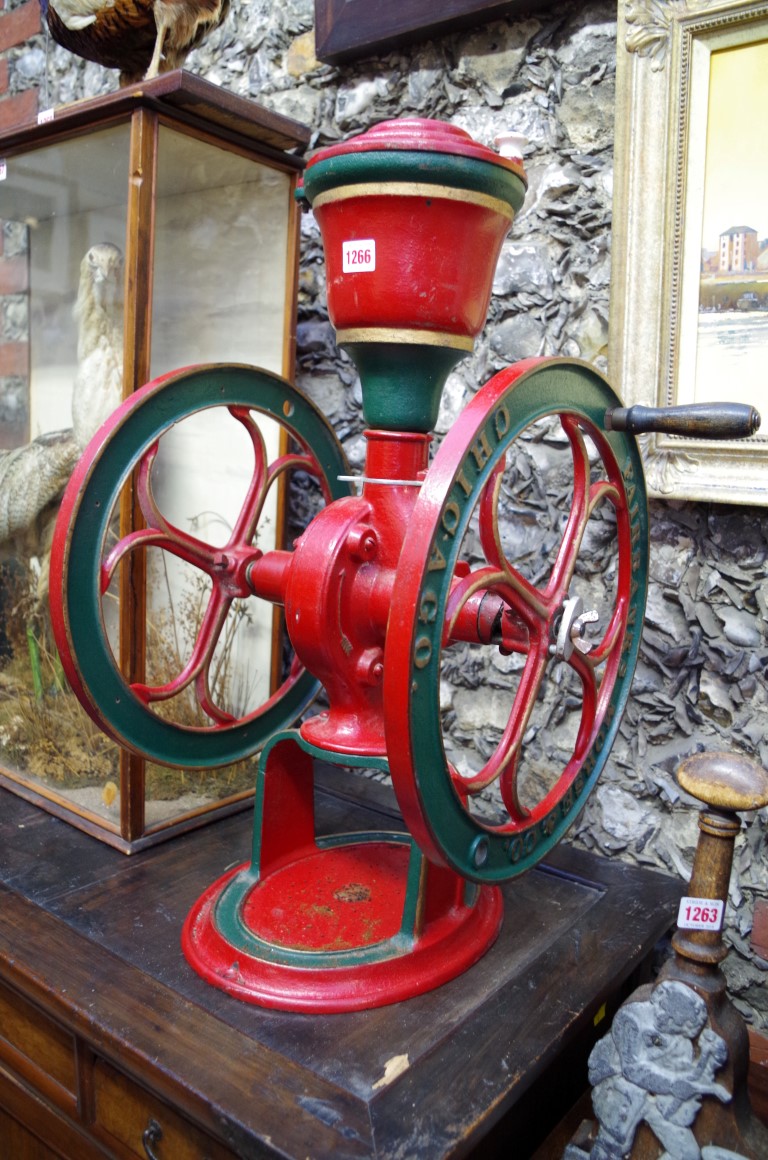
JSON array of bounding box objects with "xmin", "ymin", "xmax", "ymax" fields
[
  {"xmin": 0, "ymin": 221, "xmax": 29, "ymax": 448},
  {"xmin": 0, "ymin": 0, "xmax": 36, "ymax": 447},
  {"xmin": 0, "ymin": 0, "xmax": 39, "ymax": 129}
]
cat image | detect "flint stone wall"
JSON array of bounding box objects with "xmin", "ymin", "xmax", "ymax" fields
[{"xmin": 10, "ymin": 0, "xmax": 768, "ymax": 1027}]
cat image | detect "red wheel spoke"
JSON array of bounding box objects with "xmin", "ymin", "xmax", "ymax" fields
[
  {"xmin": 478, "ymin": 457, "xmax": 506, "ymax": 570},
  {"xmin": 132, "ymin": 586, "xmax": 231, "ymax": 713},
  {"xmin": 134, "ymin": 414, "xmax": 266, "ymax": 564},
  {"xmin": 225, "ymin": 407, "xmax": 269, "ymax": 546},
  {"xmin": 195, "ymin": 669, "xmax": 237, "ymax": 725},
  {"xmin": 455, "ymin": 635, "xmax": 549, "ymax": 806},
  {"xmin": 136, "ymin": 441, "xmax": 173, "ymax": 535},
  {"xmin": 585, "ymin": 598, "xmax": 627, "ymax": 666},
  {"xmin": 228, "ymin": 407, "xmax": 333, "ymax": 543},
  {"xmin": 477, "ymin": 460, "xmax": 551, "ymax": 624},
  {"xmin": 543, "ymin": 416, "xmax": 591, "ymax": 601},
  {"xmin": 252, "ymin": 451, "xmax": 328, "ymax": 535},
  {"xmin": 444, "ymin": 414, "xmax": 633, "ymax": 827},
  {"xmin": 568, "ymin": 649, "xmax": 599, "ymax": 760},
  {"xmin": 496, "ymin": 640, "xmax": 551, "ymax": 820},
  {"xmin": 108, "ymin": 408, "xmax": 332, "ymax": 725},
  {"xmin": 588, "ymin": 477, "xmax": 622, "ymax": 515},
  {"xmin": 101, "ymin": 527, "xmax": 216, "ymax": 593},
  {"xmin": 525, "ymin": 655, "xmax": 603, "ymax": 823},
  {"xmin": 135, "ymin": 442, "xmax": 222, "ymax": 567},
  {"xmin": 135, "ymin": 412, "xmax": 325, "ymax": 568},
  {"xmin": 268, "ymin": 451, "xmax": 334, "ymax": 504},
  {"xmin": 522, "ymin": 621, "xmax": 620, "ymax": 824}
]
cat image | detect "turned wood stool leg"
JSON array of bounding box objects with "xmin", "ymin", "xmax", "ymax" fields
[
  {"xmin": 645, "ymin": 751, "xmax": 768, "ymax": 1159},
  {"xmin": 566, "ymin": 750, "xmax": 768, "ymax": 1160}
]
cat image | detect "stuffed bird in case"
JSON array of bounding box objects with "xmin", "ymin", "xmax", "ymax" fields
[{"xmin": 40, "ymin": 0, "xmax": 229, "ymax": 86}]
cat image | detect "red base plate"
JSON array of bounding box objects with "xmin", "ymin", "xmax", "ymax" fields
[{"xmin": 182, "ymin": 840, "xmax": 503, "ymax": 1012}]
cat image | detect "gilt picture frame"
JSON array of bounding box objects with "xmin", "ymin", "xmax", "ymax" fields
[{"xmin": 611, "ymin": 0, "xmax": 768, "ymax": 504}]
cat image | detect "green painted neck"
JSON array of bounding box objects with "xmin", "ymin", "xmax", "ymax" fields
[{"xmin": 342, "ymin": 340, "xmax": 468, "ymax": 433}]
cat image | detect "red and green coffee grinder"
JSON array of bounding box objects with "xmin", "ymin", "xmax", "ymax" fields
[{"xmin": 50, "ymin": 119, "xmax": 759, "ymax": 1012}]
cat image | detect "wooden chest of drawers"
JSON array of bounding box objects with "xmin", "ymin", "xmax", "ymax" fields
[{"xmin": 0, "ymin": 913, "xmax": 242, "ymax": 1159}]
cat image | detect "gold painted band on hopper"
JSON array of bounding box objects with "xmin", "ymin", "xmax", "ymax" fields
[
  {"xmin": 336, "ymin": 327, "xmax": 475, "ymax": 352},
  {"xmin": 312, "ymin": 181, "xmax": 515, "ymax": 220}
]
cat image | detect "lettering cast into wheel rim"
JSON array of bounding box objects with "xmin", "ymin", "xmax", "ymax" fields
[{"xmin": 386, "ymin": 360, "xmax": 649, "ymax": 883}]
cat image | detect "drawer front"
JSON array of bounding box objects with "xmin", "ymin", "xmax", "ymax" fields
[
  {"xmin": 0, "ymin": 979, "xmax": 77, "ymax": 1104},
  {"xmin": 0, "ymin": 1062, "xmax": 111, "ymax": 1160},
  {"xmin": 92, "ymin": 1058, "xmax": 233, "ymax": 1160}
]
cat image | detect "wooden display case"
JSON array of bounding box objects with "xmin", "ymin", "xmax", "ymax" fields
[{"xmin": 0, "ymin": 72, "xmax": 309, "ymax": 851}]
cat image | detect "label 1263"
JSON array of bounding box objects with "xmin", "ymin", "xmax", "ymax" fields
[{"xmin": 677, "ymin": 896, "xmax": 724, "ymax": 931}]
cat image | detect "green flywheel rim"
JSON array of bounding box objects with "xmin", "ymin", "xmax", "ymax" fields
[
  {"xmin": 60, "ymin": 364, "xmax": 351, "ymax": 769},
  {"xmin": 389, "ymin": 359, "xmax": 649, "ymax": 882}
]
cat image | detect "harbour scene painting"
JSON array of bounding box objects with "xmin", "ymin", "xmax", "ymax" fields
[{"xmin": 697, "ymin": 39, "xmax": 768, "ymax": 416}]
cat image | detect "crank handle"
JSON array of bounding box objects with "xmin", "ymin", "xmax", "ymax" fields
[{"xmin": 604, "ymin": 402, "xmax": 760, "ymax": 440}]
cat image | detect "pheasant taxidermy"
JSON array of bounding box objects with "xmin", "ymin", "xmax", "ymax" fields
[{"xmin": 40, "ymin": 0, "xmax": 230, "ymax": 86}]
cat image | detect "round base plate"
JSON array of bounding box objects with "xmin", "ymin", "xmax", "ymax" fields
[{"xmin": 182, "ymin": 840, "xmax": 502, "ymax": 1012}]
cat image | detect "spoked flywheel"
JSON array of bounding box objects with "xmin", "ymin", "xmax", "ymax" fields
[
  {"xmin": 50, "ymin": 364, "xmax": 351, "ymax": 769},
  {"xmin": 385, "ymin": 358, "xmax": 648, "ymax": 881}
]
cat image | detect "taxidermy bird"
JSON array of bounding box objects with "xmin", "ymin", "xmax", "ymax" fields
[
  {"xmin": 71, "ymin": 242, "xmax": 124, "ymax": 450},
  {"xmin": 1, "ymin": 242, "xmax": 124, "ymax": 550},
  {"xmin": 40, "ymin": 0, "xmax": 230, "ymax": 86},
  {"xmin": 0, "ymin": 243, "xmax": 124, "ymax": 688}
]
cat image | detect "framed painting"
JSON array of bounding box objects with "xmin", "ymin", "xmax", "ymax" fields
[
  {"xmin": 611, "ymin": 0, "xmax": 768, "ymax": 503},
  {"xmin": 314, "ymin": 0, "xmax": 559, "ymax": 64}
]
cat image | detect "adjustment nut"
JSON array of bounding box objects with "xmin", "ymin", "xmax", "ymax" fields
[
  {"xmin": 346, "ymin": 525, "xmax": 378, "ymax": 562},
  {"xmin": 355, "ymin": 647, "xmax": 384, "ymax": 686}
]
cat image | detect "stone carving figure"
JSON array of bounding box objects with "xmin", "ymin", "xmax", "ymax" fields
[{"xmin": 587, "ymin": 980, "xmax": 730, "ymax": 1159}]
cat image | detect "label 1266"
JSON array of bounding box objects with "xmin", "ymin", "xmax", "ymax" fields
[{"xmin": 342, "ymin": 239, "xmax": 376, "ymax": 272}]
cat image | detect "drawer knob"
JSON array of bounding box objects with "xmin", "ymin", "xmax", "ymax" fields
[{"xmin": 142, "ymin": 1118, "xmax": 163, "ymax": 1159}]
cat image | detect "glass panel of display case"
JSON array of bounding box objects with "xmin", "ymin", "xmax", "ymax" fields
[
  {"xmin": 152, "ymin": 124, "xmax": 291, "ymax": 374},
  {"xmin": 139, "ymin": 127, "xmax": 291, "ymax": 829},
  {"xmin": 0, "ymin": 124, "xmax": 130, "ymax": 828}
]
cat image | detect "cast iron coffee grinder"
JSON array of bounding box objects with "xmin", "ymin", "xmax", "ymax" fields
[{"xmin": 49, "ymin": 119, "xmax": 759, "ymax": 1012}]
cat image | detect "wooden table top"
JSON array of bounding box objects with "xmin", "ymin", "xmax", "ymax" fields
[{"xmin": 0, "ymin": 770, "xmax": 681, "ymax": 1158}]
